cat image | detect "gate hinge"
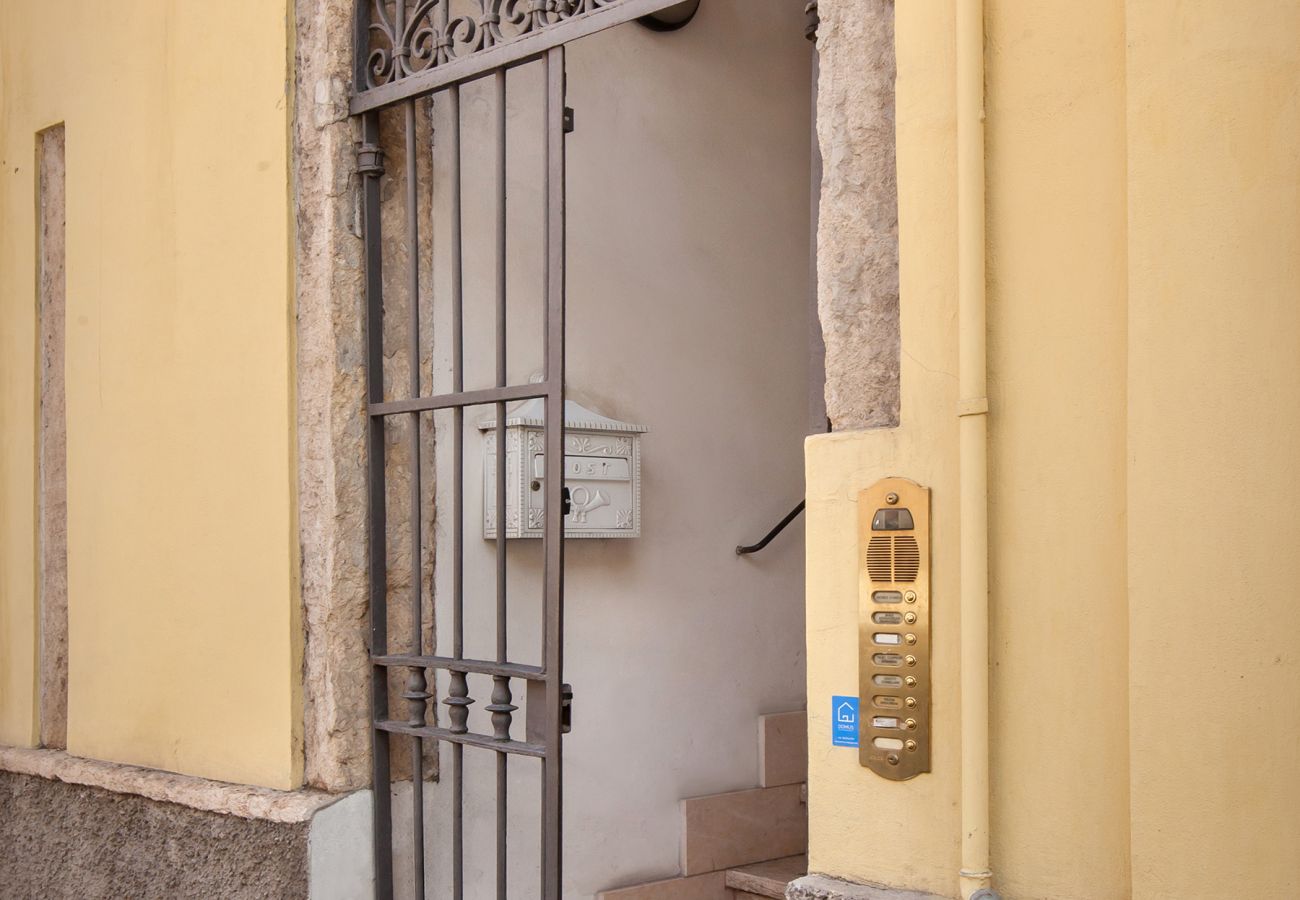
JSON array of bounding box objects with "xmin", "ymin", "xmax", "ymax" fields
[
  {"xmin": 561, "ymin": 684, "xmax": 573, "ymax": 734},
  {"xmin": 563, "ymin": 107, "xmax": 575, "ymax": 134},
  {"xmin": 561, "ymin": 486, "xmax": 572, "ymax": 517},
  {"xmin": 357, "ymin": 142, "xmax": 385, "ymax": 177}
]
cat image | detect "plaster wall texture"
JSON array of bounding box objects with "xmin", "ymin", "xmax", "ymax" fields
[
  {"xmin": 1124, "ymin": 3, "xmax": 1300, "ymax": 896},
  {"xmin": 0, "ymin": 771, "xmax": 310, "ymax": 900},
  {"xmin": 388, "ymin": 3, "xmax": 814, "ymax": 897},
  {"xmin": 805, "ymin": 1, "xmax": 1300, "ymax": 898},
  {"xmin": 0, "ymin": 1, "xmax": 301, "ymax": 787},
  {"xmin": 0, "ymin": 764, "xmax": 371, "ymax": 899},
  {"xmin": 982, "ymin": 1, "xmax": 1131, "ymax": 896}
]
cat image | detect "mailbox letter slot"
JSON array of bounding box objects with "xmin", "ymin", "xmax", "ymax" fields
[{"xmin": 481, "ymin": 398, "xmax": 646, "ymax": 539}]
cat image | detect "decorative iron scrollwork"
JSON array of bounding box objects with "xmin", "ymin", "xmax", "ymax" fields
[{"xmin": 363, "ymin": 0, "xmax": 625, "ymax": 91}]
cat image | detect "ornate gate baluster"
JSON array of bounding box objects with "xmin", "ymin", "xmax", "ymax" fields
[
  {"xmin": 444, "ymin": 672, "xmax": 474, "ymax": 735},
  {"xmin": 487, "ymin": 677, "xmax": 516, "ymax": 741}
]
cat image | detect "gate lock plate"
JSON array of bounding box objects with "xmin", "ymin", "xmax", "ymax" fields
[
  {"xmin": 526, "ymin": 682, "xmax": 574, "ymax": 741},
  {"xmin": 858, "ymin": 477, "xmax": 931, "ymax": 780}
]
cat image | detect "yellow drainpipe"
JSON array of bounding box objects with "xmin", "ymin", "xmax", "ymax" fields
[{"xmin": 956, "ymin": 0, "xmax": 995, "ymax": 898}]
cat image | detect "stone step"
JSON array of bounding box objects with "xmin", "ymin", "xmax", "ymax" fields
[
  {"xmin": 758, "ymin": 711, "xmax": 807, "ymax": 788},
  {"xmin": 596, "ymin": 854, "xmax": 809, "ymax": 900},
  {"xmin": 597, "ymin": 711, "xmax": 809, "ymax": 898},
  {"xmin": 596, "ymin": 871, "xmax": 728, "ymax": 900},
  {"xmin": 725, "ymin": 855, "xmax": 808, "ymax": 899},
  {"xmin": 681, "ymin": 784, "xmax": 807, "ymax": 876}
]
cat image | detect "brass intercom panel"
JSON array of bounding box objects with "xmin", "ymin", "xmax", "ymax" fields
[{"xmin": 859, "ymin": 477, "xmax": 931, "ymax": 780}]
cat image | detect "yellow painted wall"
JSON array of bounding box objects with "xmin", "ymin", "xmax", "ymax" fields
[
  {"xmin": 984, "ymin": 1, "xmax": 1131, "ymax": 896},
  {"xmin": 807, "ymin": 1, "xmax": 1300, "ymax": 897},
  {"xmin": 805, "ymin": 0, "xmax": 960, "ymax": 893},
  {"xmin": 1126, "ymin": 3, "xmax": 1300, "ymax": 896},
  {"xmin": 0, "ymin": 1, "xmax": 301, "ymax": 789}
]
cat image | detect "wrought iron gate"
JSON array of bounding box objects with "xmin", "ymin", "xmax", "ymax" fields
[{"xmin": 353, "ymin": 2, "xmax": 686, "ymax": 897}]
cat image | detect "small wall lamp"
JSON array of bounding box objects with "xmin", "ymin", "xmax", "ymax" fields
[{"xmin": 638, "ymin": 0, "xmax": 701, "ymax": 32}]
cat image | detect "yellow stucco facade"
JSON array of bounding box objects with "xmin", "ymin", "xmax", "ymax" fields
[
  {"xmin": 0, "ymin": 1, "xmax": 301, "ymax": 789},
  {"xmin": 0, "ymin": 0, "xmax": 1296, "ymax": 893},
  {"xmin": 806, "ymin": 2, "xmax": 1300, "ymax": 898}
]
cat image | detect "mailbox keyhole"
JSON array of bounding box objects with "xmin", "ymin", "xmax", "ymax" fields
[{"xmin": 528, "ymin": 482, "xmax": 571, "ymax": 515}]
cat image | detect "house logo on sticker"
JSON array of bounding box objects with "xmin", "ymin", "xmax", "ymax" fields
[{"xmin": 832, "ymin": 695, "xmax": 859, "ymax": 747}]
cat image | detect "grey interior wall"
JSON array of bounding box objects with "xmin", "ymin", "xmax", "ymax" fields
[{"xmin": 407, "ymin": 3, "xmax": 814, "ymax": 897}]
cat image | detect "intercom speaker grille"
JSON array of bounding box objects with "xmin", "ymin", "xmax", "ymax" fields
[
  {"xmin": 867, "ymin": 535, "xmax": 921, "ymax": 583},
  {"xmin": 895, "ymin": 536, "xmax": 920, "ymax": 582},
  {"xmin": 867, "ymin": 536, "xmax": 893, "ymax": 582}
]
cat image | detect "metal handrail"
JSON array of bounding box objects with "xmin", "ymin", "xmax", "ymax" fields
[{"xmin": 735, "ymin": 500, "xmax": 806, "ymax": 555}]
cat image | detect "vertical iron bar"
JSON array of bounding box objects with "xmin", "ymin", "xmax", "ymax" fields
[
  {"xmin": 406, "ymin": 99, "xmax": 422, "ymax": 658},
  {"xmin": 494, "ymin": 81, "xmax": 509, "ymax": 668},
  {"xmin": 540, "ymin": 46, "xmax": 567, "ymax": 900},
  {"xmin": 493, "ymin": 67, "xmax": 510, "ymax": 900},
  {"xmin": 352, "ymin": 0, "xmax": 369, "ymax": 91},
  {"xmin": 363, "ymin": 109, "xmax": 395, "ymax": 900},
  {"xmin": 403, "ymin": 97, "xmax": 427, "ymax": 900},
  {"xmin": 448, "ymin": 79, "xmax": 467, "ymax": 900},
  {"xmin": 394, "ymin": 0, "xmax": 407, "ymax": 77}
]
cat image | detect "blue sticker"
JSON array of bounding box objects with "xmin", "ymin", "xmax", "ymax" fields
[{"xmin": 832, "ymin": 695, "xmax": 859, "ymax": 747}]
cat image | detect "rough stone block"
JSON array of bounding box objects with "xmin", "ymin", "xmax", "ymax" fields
[
  {"xmin": 726, "ymin": 854, "xmax": 807, "ymax": 898},
  {"xmin": 815, "ymin": 0, "xmax": 900, "ymax": 430},
  {"xmin": 785, "ymin": 874, "xmax": 950, "ymax": 900}
]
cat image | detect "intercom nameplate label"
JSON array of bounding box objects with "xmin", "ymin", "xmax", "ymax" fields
[{"xmin": 859, "ymin": 477, "xmax": 931, "ymax": 780}]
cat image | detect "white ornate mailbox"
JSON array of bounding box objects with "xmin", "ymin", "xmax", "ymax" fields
[{"xmin": 480, "ymin": 398, "xmax": 646, "ymax": 539}]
